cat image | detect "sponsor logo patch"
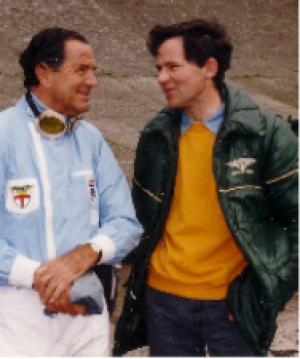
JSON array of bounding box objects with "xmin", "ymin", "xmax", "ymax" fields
[
  {"xmin": 88, "ymin": 179, "xmax": 97, "ymax": 202},
  {"xmin": 226, "ymin": 158, "xmax": 257, "ymax": 176},
  {"xmin": 9, "ymin": 185, "xmax": 35, "ymax": 209},
  {"xmin": 6, "ymin": 179, "xmax": 39, "ymax": 214}
]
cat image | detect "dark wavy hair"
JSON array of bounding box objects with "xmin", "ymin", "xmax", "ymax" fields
[
  {"xmin": 19, "ymin": 27, "xmax": 88, "ymax": 88},
  {"xmin": 147, "ymin": 19, "xmax": 233, "ymax": 92}
]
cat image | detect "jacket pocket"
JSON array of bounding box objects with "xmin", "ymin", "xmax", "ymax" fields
[
  {"xmin": 5, "ymin": 178, "xmax": 39, "ymax": 214},
  {"xmin": 67, "ymin": 170, "xmax": 98, "ymax": 226},
  {"xmin": 71, "ymin": 170, "xmax": 97, "ymax": 204}
]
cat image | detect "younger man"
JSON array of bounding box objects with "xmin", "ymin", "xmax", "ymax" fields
[{"xmin": 114, "ymin": 19, "xmax": 298, "ymax": 356}]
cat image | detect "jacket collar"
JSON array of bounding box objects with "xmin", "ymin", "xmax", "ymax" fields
[
  {"xmin": 17, "ymin": 93, "xmax": 55, "ymax": 122},
  {"xmin": 219, "ymin": 82, "xmax": 266, "ymax": 138},
  {"xmin": 145, "ymin": 107, "xmax": 182, "ymax": 145},
  {"xmin": 18, "ymin": 92, "xmax": 70, "ymax": 122},
  {"xmin": 147, "ymin": 82, "xmax": 266, "ymax": 140}
]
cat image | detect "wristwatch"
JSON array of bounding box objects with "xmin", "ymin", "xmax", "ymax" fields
[{"xmin": 88, "ymin": 242, "xmax": 102, "ymax": 263}]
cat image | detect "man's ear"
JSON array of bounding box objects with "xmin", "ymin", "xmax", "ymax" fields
[
  {"xmin": 204, "ymin": 57, "xmax": 218, "ymax": 79},
  {"xmin": 35, "ymin": 62, "xmax": 53, "ymax": 87}
]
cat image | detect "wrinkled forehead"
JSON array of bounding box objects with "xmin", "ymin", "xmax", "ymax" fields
[{"xmin": 62, "ymin": 39, "xmax": 96, "ymax": 66}]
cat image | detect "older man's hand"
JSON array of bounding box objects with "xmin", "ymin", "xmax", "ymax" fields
[
  {"xmin": 33, "ymin": 243, "xmax": 100, "ymax": 305},
  {"xmin": 45, "ymin": 284, "xmax": 88, "ymax": 316}
]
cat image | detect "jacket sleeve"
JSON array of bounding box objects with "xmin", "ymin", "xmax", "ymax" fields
[
  {"xmin": 0, "ymin": 129, "xmax": 40, "ymax": 288},
  {"xmin": 89, "ymin": 136, "xmax": 143, "ymax": 264},
  {"xmin": 264, "ymin": 114, "xmax": 298, "ymax": 309}
]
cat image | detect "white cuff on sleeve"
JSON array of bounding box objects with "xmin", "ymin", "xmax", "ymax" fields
[
  {"xmin": 88, "ymin": 234, "xmax": 115, "ymax": 264},
  {"xmin": 9, "ymin": 255, "xmax": 40, "ymax": 288}
]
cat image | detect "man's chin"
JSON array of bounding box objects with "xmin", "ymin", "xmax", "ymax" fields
[
  {"xmin": 76, "ymin": 104, "xmax": 89, "ymax": 116},
  {"xmin": 167, "ymin": 101, "xmax": 181, "ymax": 109},
  {"xmin": 65, "ymin": 107, "xmax": 88, "ymax": 118}
]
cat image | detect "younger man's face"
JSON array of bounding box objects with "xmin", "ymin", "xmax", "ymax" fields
[{"xmin": 155, "ymin": 36, "xmax": 208, "ymax": 110}]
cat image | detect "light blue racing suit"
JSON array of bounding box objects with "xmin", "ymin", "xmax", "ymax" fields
[{"xmin": 0, "ymin": 93, "xmax": 143, "ymax": 288}]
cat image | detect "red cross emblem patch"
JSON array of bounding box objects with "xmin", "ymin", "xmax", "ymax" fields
[{"xmin": 9, "ymin": 185, "xmax": 35, "ymax": 209}]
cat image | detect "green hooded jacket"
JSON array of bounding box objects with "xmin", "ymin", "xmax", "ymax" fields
[{"xmin": 113, "ymin": 83, "xmax": 298, "ymax": 356}]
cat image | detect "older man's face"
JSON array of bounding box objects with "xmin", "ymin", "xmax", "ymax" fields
[{"xmin": 46, "ymin": 39, "xmax": 98, "ymax": 117}]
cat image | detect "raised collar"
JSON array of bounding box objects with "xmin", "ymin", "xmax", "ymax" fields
[
  {"xmin": 218, "ymin": 82, "xmax": 267, "ymax": 138},
  {"xmin": 19, "ymin": 91, "xmax": 69, "ymax": 122}
]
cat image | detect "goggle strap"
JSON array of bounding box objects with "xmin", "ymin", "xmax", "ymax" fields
[
  {"xmin": 26, "ymin": 90, "xmax": 40, "ymax": 117},
  {"xmin": 67, "ymin": 118, "xmax": 75, "ymax": 134},
  {"xmin": 68, "ymin": 116, "xmax": 83, "ymax": 133}
]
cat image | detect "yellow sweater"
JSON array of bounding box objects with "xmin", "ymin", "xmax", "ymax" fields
[{"xmin": 148, "ymin": 122, "xmax": 247, "ymax": 299}]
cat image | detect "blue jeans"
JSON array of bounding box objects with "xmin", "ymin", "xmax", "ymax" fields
[{"xmin": 146, "ymin": 286, "xmax": 254, "ymax": 357}]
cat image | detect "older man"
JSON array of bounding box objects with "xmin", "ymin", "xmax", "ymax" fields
[{"xmin": 0, "ymin": 27, "xmax": 142, "ymax": 356}]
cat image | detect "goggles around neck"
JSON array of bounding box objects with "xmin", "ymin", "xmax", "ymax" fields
[{"xmin": 26, "ymin": 91, "xmax": 78, "ymax": 140}]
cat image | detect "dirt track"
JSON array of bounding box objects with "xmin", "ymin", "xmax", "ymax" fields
[{"xmin": 0, "ymin": 0, "xmax": 298, "ymax": 356}]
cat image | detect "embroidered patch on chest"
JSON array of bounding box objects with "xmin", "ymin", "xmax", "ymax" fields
[
  {"xmin": 11, "ymin": 185, "xmax": 34, "ymax": 208},
  {"xmin": 5, "ymin": 178, "xmax": 39, "ymax": 214},
  {"xmin": 226, "ymin": 158, "xmax": 257, "ymax": 176}
]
